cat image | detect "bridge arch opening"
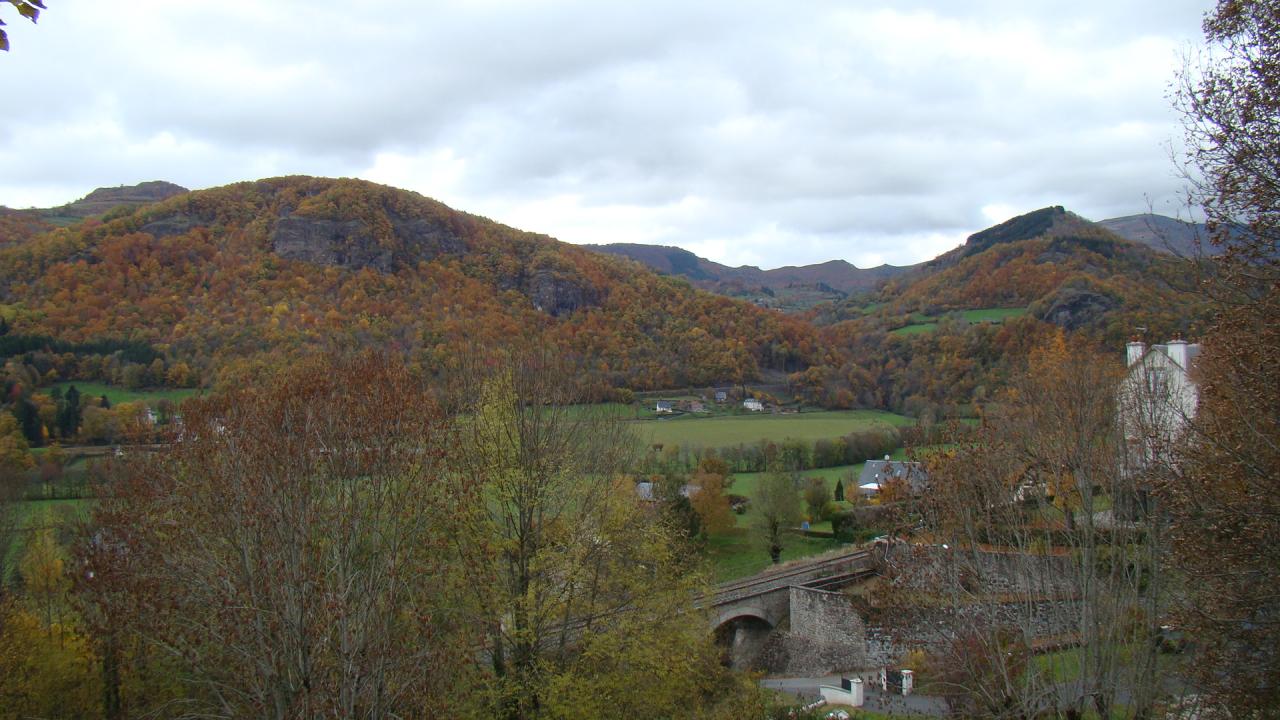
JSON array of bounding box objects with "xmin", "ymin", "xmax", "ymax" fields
[{"xmin": 713, "ymin": 613, "xmax": 773, "ymax": 670}]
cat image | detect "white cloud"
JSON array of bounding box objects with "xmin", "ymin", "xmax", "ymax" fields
[{"xmin": 0, "ymin": 0, "xmax": 1209, "ymax": 268}]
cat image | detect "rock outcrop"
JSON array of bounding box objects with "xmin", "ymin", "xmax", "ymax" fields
[
  {"xmin": 525, "ymin": 268, "xmax": 599, "ymax": 317},
  {"xmin": 269, "ymin": 211, "xmax": 464, "ymax": 272}
]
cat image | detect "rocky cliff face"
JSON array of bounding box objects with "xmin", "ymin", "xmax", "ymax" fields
[
  {"xmin": 269, "ymin": 211, "xmax": 465, "ymax": 272},
  {"xmin": 525, "ymin": 268, "xmax": 599, "ymax": 317},
  {"xmin": 1034, "ymin": 280, "xmax": 1120, "ymax": 331}
]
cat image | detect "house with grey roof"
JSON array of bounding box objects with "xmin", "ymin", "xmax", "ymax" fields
[{"xmin": 857, "ymin": 458, "xmax": 928, "ymax": 497}]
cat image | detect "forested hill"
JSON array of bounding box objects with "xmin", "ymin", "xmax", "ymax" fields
[
  {"xmin": 818, "ymin": 206, "xmax": 1205, "ymax": 333},
  {"xmin": 0, "ymin": 180, "xmax": 1210, "ymax": 419},
  {"xmin": 0, "ymin": 176, "xmax": 823, "ymax": 395},
  {"xmin": 791, "ymin": 206, "xmax": 1211, "ymax": 413}
]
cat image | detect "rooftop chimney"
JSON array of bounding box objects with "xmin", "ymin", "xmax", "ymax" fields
[
  {"xmin": 1166, "ymin": 338, "xmax": 1188, "ymax": 368},
  {"xmin": 1126, "ymin": 340, "xmax": 1146, "ymax": 366}
]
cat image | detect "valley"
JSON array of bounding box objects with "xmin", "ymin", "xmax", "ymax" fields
[
  {"xmin": 2, "ymin": 1, "xmax": 1275, "ymax": 716},
  {"xmin": 0, "ymin": 175, "xmax": 1252, "ymax": 719}
]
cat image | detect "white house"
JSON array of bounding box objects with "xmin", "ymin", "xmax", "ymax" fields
[
  {"xmin": 634, "ymin": 481, "xmax": 699, "ymax": 502},
  {"xmin": 743, "ymin": 398, "xmax": 764, "ymax": 412},
  {"xmin": 1117, "ymin": 338, "xmax": 1201, "ymax": 516},
  {"xmin": 655, "ymin": 400, "xmax": 674, "ymax": 414},
  {"xmin": 1119, "ymin": 338, "xmax": 1200, "ymax": 459}
]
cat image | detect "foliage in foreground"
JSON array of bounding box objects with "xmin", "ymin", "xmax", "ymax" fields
[{"xmin": 0, "ymin": 352, "xmax": 768, "ymax": 719}]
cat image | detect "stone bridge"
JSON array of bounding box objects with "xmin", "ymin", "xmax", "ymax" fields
[
  {"xmin": 699, "ymin": 544, "xmax": 1083, "ymax": 676},
  {"xmin": 702, "ymin": 548, "xmax": 880, "ymax": 673}
]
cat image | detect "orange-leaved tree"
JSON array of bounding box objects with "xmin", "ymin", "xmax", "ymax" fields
[{"xmin": 81, "ymin": 352, "xmax": 475, "ymax": 718}]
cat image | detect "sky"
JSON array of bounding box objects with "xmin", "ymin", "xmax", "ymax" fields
[{"xmin": 1, "ymin": 0, "xmax": 1210, "ymax": 269}]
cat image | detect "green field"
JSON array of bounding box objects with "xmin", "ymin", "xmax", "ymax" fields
[
  {"xmin": 892, "ymin": 307, "xmax": 1027, "ymax": 335},
  {"xmin": 633, "ymin": 409, "xmax": 913, "ymax": 449},
  {"xmin": 707, "ymin": 454, "xmax": 905, "ymax": 581},
  {"xmin": 705, "ymin": 529, "xmax": 843, "ymax": 582},
  {"xmin": 728, "ymin": 460, "xmax": 889, "ymax": 498},
  {"xmin": 706, "ymin": 445, "xmax": 956, "ymax": 578},
  {"xmin": 961, "ymin": 307, "xmax": 1027, "ymax": 323},
  {"xmin": 707, "ymin": 465, "xmax": 855, "ymax": 581},
  {"xmin": 44, "ymin": 381, "xmax": 201, "ymax": 406}
]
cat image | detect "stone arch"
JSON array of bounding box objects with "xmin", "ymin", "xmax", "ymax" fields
[
  {"xmin": 713, "ymin": 609, "xmax": 775, "ymax": 671},
  {"xmin": 713, "ymin": 606, "xmax": 773, "ymax": 632}
]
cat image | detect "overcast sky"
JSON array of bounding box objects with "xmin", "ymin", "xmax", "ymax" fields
[{"xmin": 1, "ymin": 1, "xmax": 1209, "ymax": 268}]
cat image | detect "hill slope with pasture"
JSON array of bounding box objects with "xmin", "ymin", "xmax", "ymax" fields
[{"xmin": 791, "ymin": 206, "xmax": 1210, "ymax": 413}]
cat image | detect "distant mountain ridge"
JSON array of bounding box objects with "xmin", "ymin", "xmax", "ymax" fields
[
  {"xmin": 585, "ymin": 242, "xmax": 909, "ymax": 311},
  {"xmin": 0, "ymin": 181, "xmax": 191, "ymax": 235},
  {"xmin": 1097, "ymin": 213, "xmax": 1220, "ymax": 257},
  {"xmin": 588, "ymin": 209, "xmax": 1211, "ymax": 312}
]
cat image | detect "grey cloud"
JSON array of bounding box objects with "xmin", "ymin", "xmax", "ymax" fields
[{"xmin": 0, "ymin": 0, "xmax": 1207, "ymax": 268}]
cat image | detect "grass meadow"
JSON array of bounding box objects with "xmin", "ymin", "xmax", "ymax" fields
[
  {"xmin": 633, "ymin": 409, "xmax": 914, "ymax": 449},
  {"xmin": 891, "ymin": 306, "xmax": 1027, "ymax": 336},
  {"xmin": 45, "ymin": 381, "xmax": 201, "ymax": 406}
]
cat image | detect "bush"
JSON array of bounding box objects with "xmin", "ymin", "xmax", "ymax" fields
[
  {"xmin": 803, "ymin": 476, "xmax": 830, "ymax": 519},
  {"xmin": 831, "ymin": 511, "xmax": 859, "ymax": 542}
]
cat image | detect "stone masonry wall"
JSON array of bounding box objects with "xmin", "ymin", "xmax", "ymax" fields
[
  {"xmin": 757, "ymin": 587, "xmax": 868, "ymax": 675},
  {"xmin": 865, "ymin": 599, "xmax": 1080, "ymax": 666}
]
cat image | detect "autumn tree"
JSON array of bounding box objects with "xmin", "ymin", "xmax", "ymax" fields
[
  {"xmin": 83, "ymin": 352, "xmax": 472, "ymax": 718},
  {"xmin": 754, "ymin": 466, "xmax": 802, "ymax": 563},
  {"xmin": 19, "ymin": 528, "xmax": 69, "ymax": 637},
  {"xmin": 689, "ymin": 468, "xmax": 735, "ymax": 537},
  {"xmin": 0, "ymin": 604, "xmax": 101, "ymax": 718},
  {"xmin": 802, "ymin": 476, "xmax": 830, "ymax": 520},
  {"xmin": 1161, "ymin": 1, "xmax": 1280, "ymax": 713},
  {"xmin": 0, "ymin": 413, "xmax": 31, "ymax": 476},
  {"xmin": 902, "ymin": 336, "xmax": 1183, "ymax": 718},
  {"xmin": 448, "ymin": 351, "xmax": 745, "ymax": 719}
]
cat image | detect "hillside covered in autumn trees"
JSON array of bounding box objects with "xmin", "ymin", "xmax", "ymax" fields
[
  {"xmin": 0, "ymin": 178, "xmax": 1210, "ymax": 422},
  {"xmin": 792, "ymin": 206, "xmax": 1211, "ymax": 414},
  {"xmin": 0, "ymin": 177, "xmax": 824, "ymax": 401}
]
